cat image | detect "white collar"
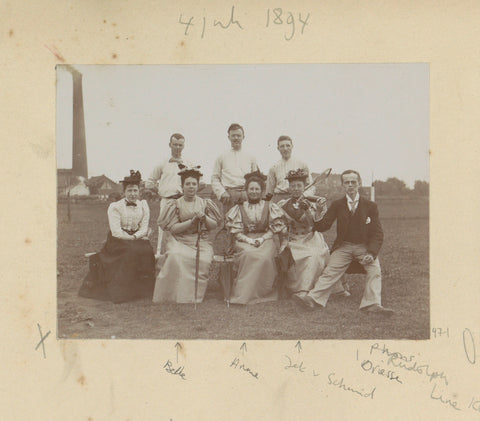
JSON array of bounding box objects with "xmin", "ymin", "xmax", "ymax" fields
[{"xmin": 346, "ymin": 192, "xmax": 359, "ymax": 204}]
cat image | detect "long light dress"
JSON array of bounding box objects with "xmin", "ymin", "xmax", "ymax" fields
[
  {"xmin": 278, "ymin": 197, "xmax": 345, "ymax": 298},
  {"xmin": 226, "ymin": 200, "xmax": 285, "ymax": 304},
  {"xmin": 152, "ymin": 196, "xmax": 222, "ymax": 303}
]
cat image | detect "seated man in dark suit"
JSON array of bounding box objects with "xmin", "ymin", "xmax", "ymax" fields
[{"xmin": 294, "ymin": 169, "xmax": 394, "ymax": 315}]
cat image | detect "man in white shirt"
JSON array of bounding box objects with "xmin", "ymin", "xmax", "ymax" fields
[
  {"xmin": 146, "ymin": 133, "xmax": 192, "ymax": 257},
  {"xmin": 211, "ymin": 123, "xmax": 258, "ymax": 213},
  {"xmin": 266, "ymin": 135, "xmax": 316, "ymax": 203}
]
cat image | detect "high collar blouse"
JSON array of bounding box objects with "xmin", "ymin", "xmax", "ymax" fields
[{"xmin": 107, "ymin": 198, "xmax": 150, "ymax": 240}]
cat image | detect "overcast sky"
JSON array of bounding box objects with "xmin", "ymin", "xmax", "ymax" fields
[{"xmin": 56, "ymin": 64, "xmax": 428, "ymax": 187}]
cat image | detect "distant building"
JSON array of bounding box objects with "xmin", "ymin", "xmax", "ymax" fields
[
  {"xmin": 197, "ymin": 183, "xmax": 213, "ymax": 199},
  {"xmin": 57, "ymin": 169, "xmax": 89, "ymax": 196},
  {"xmin": 69, "ymin": 177, "xmax": 90, "ymax": 196},
  {"xmin": 87, "ymin": 174, "xmax": 122, "ymax": 200},
  {"xmin": 57, "ymin": 169, "xmax": 74, "ymax": 196}
]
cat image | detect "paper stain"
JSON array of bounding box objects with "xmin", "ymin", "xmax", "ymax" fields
[
  {"xmin": 109, "ymin": 376, "xmax": 116, "ymax": 415},
  {"xmin": 77, "ymin": 375, "xmax": 86, "ymax": 386},
  {"xmin": 9, "ymin": 29, "xmax": 14, "ymax": 37},
  {"xmin": 112, "ymin": 53, "xmax": 117, "ymax": 59},
  {"xmin": 24, "ymin": 237, "xmax": 31, "ymax": 244},
  {"xmin": 180, "ymin": 41, "xmax": 185, "ymax": 47},
  {"xmin": 44, "ymin": 44, "xmax": 65, "ymax": 62},
  {"xmin": 275, "ymin": 378, "xmax": 289, "ymax": 403},
  {"xmin": 29, "ymin": 141, "xmax": 53, "ymax": 159},
  {"xmin": 60, "ymin": 341, "xmax": 80, "ymax": 382}
]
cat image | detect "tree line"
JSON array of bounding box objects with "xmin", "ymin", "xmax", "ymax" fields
[{"xmin": 373, "ymin": 178, "xmax": 428, "ymax": 197}]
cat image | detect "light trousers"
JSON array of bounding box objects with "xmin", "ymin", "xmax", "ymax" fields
[
  {"xmin": 156, "ymin": 198, "xmax": 175, "ymax": 256},
  {"xmin": 308, "ymin": 242, "xmax": 382, "ymax": 308}
]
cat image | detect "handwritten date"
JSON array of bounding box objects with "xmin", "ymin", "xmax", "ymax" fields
[{"xmin": 178, "ymin": 6, "xmax": 310, "ymax": 41}]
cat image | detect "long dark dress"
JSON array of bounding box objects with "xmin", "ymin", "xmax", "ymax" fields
[{"xmin": 78, "ymin": 198, "xmax": 155, "ymax": 303}]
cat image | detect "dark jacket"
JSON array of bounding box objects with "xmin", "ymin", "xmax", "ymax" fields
[{"xmin": 313, "ymin": 196, "xmax": 384, "ymax": 258}]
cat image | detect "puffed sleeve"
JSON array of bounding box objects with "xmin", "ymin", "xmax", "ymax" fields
[
  {"xmin": 159, "ymin": 199, "xmax": 180, "ymax": 231},
  {"xmin": 269, "ymin": 202, "xmax": 287, "ymax": 234},
  {"xmin": 108, "ymin": 201, "xmax": 132, "ymax": 240},
  {"xmin": 135, "ymin": 200, "xmax": 150, "ymax": 239},
  {"xmin": 225, "ymin": 204, "xmax": 244, "ymax": 235},
  {"xmin": 204, "ymin": 198, "xmax": 223, "ymax": 224}
]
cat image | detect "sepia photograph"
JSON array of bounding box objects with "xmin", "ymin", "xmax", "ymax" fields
[{"xmin": 56, "ymin": 64, "xmax": 429, "ymax": 340}]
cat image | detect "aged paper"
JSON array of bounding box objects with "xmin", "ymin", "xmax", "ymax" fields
[{"xmin": 2, "ymin": 0, "xmax": 479, "ymax": 419}]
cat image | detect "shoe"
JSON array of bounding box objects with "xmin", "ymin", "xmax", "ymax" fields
[
  {"xmin": 292, "ymin": 294, "xmax": 315, "ymax": 309},
  {"xmin": 293, "ymin": 294, "xmax": 323, "ymax": 310},
  {"xmin": 362, "ymin": 304, "xmax": 394, "ymax": 316}
]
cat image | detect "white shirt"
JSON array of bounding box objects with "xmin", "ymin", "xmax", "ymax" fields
[
  {"xmin": 108, "ymin": 198, "xmax": 150, "ymax": 240},
  {"xmin": 211, "ymin": 149, "xmax": 258, "ymax": 199},
  {"xmin": 145, "ymin": 157, "xmax": 193, "ymax": 198},
  {"xmin": 266, "ymin": 156, "xmax": 315, "ymax": 196},
  {"xmin": 346, "ymin": 192, "xmax": 360, "ymax": 213}
]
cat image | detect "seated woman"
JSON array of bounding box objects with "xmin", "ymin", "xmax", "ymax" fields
[
  {"xmin": 78, "ymin": 170, "xmax": 155, "ymax": 303},
  {"xmin": 226, "ymin": 170, "xmax": 286, "ymax": 305},
  {"xmin": 278, "ymin": 169, "xmax": 346, "ymax": 299},
  {"xmin": 153, "ymin": 166, "xmax": 222, "ymax": 304}
]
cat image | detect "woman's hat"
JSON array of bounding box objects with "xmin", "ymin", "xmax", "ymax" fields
[
  {"xmin": 285, "ymin": 168, "xmax": 309, "ymax": 182},
  {"xmin": 120, "ymin": 170, "xmax": 142, "ymax": 185},
  {"xmin": 178, "ymin": 164, "xmax": 203, "ymax": 180},
  {"xmin": 244, "ymin": 170, "xmax": 267, "ymax": 183}
]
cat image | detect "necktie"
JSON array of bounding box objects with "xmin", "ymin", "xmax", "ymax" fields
[
  {"xmin": 350, "ymin": 201, "xmax": 357, "ymax": 215},
  {"xmin": 126, "ymin": 201, "xmax": 137, "ymax": 207}
]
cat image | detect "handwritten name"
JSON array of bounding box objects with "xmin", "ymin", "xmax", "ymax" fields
[
  {"xmin": 284, "ymin": 355, "xmax": 307, "ymax": 373},
  {"xmin": 163, "ymin": 360, "xmax": 186, "ymax": 380},
  {"xmin": 327, "ymin": 373, "xmax": 376, "ymax": 399},
  {"xmin": 429, "ymin": 385, "xmax": 480, "ymax": 415},
  {"xmin": 360, "ymin": 359, "xmax": 403, "ymax": 384},
  {"xmin": 430, "ymin": 384, "xmax": 461, "ymax": 411},
  {"xmin": 468, "ymin": 396, "xmax": 480, "ymax": 414},
  {"xmin": 369, "ymin": 343, "xmax": 449, "ymax": 386},
  {"xmin": 230, "ymin": 357, "xmax": 259, "ymax": 380}
]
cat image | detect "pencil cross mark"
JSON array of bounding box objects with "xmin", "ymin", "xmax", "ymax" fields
[{"xmin": 35, "ymin": 323, "xmax": 51, "ymax": 359}]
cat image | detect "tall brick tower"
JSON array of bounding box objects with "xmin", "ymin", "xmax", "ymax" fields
[{"xmin": 65, "ymin": 65, "xmax": 88, "ymax": 179}]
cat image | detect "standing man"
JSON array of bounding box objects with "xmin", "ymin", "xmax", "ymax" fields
[
  {"xmin": 211, "ymin": 123, "xmax": 258, "ymax": 213},
  {"xmin": 146, "ymin": 133, "xmax": 192, "ymax": 257},
  {"xmin": 295, "ymin": 170, "xmax": 394, "ymax": 315},
  {"xmin": 266, "ymin": 135, "xmax": 316, "ymax": 203}
]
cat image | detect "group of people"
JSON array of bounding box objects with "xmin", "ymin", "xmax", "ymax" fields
[{"xmin": 79, "ymin": 123, "xmax": 393, "ymax": 316}]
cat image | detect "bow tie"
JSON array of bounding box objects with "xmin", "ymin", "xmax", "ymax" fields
[
  {"xmin": 169, "ymin": 158, "xmax": 183, "ymax": 163},
  {"xmin": 126, "ymin": 201, "xmax": 137, "ymax": 207}
]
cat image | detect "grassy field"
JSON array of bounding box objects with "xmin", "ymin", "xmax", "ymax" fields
[{"xmin": 57, "ymin": 196, "xmax": 429, "ymax": 340}]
